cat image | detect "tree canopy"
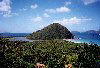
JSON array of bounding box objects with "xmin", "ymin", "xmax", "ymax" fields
[{"xmin": 0, "ymin": 38, "xmax": 99, "ymax": 68}]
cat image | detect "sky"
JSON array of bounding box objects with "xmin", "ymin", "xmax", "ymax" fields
[{"xmin": 0, "ymin": 0, "xmax": 100, "ymax": 33}]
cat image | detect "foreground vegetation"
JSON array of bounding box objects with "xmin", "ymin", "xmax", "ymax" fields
[{"xmin": 0, "ymin": 38, "xmax": 100, "ymax": 68}]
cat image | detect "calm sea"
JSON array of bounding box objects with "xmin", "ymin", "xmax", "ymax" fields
[
  {"xmin": 71, "ymin": 33, "xmax": 100, "ymax": 46},
  {"xmin": 0, "ymin": 33, "xmax": 30, "ymax": 37}
]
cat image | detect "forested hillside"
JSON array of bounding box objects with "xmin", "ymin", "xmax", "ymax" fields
[{"xmin": 27, "ymin": 23, "xmax": 74, "ymax": 40}]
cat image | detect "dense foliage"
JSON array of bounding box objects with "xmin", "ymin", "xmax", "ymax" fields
[
  {"xmin": 0, "ymin": 38, "xmax": 100, "ymax": 68},
  {"xmin": 27, "ymin": 23, "xmax": 74, "ymax": 40}
]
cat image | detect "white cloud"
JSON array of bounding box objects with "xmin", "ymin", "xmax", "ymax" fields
[
  {"xmin": 53, "ymin": 17, "xmax": 92, "ymax": 25},
  {"xmin": 22, "ymin": 8, "xmax": 27, "ymax": 11},
  {"xmin": 3, "ymin": 13, "xmax": 11, "ymax": 17},
  {"xmin": 3, "ymin": 12, "xmax": 18, "ymax": 17},
  {"xmin": 12, "ymin": 13, "xmax": 18, "ymax": 16},
  {"xmin": 65, "ymin": 1, "xmax": 71, "ymax": 6},
  {"xmin": 43, "ymin": 13, "xmax": 50, "ymax": 17},
  {"xmin": 45, "ymin": 9, "xmax": 56, "ymax": 13},
  {"xmin": 0, "ymin": 0, "xmax": 11, "ymax": 12},
  {"xmin": 56, "ymin": 6, "xmax": 70, "ymax": 13},
  {"xmin": 0, "ymin": 0, "xmax": 11, "ymax": 16},
  {"xmin": 45, "ymin": 6, "xmax": 70, "ymax": 13},
  {"xmin": 19, "ymin": 8, "xmax": 27, "ymax": 12},
  {"xmin": 82, "ymin": 0, "xmax": 99, "ymax": 5},
  {"xmin": 31, "ymin": 4, "xmax": 38, "ymax": 9},
  {"xmin": 31, "ymin": 17, "xmax": 42, "ymax": 23}
]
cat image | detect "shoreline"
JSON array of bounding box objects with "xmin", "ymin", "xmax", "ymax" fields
[
  {"xmin": 63, "ymin": 39, "xmax": 100, "ymax": 46},
  {"xmin": 1, "ymin": 37, "xmax": 100, "ymax": 46}
]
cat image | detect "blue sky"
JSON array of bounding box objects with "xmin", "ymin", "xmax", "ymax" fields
[{"xmin": 0, "ymin": 0, "xmax": 100, "ymax": 33}]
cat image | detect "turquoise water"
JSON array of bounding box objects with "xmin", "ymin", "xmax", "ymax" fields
[
  {"xmin": 66, "ymin": 39, "xmax": 100, "ymax": 46},
  {"xmin": 70, "ymin": 33, "xmax": 100, "ymax": 46}
]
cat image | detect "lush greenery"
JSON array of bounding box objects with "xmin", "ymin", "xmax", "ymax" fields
[
  {"xmin": 0, "ymin": 38, "xmax": 100, "ymax": 68},
  {"xmin": 27, "ymin": 23, "xmax": 73, "ymax": 40}
]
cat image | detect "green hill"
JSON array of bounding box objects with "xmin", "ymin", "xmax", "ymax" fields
[{"xmin": 27, "ymin": 23, "xmax": 74, "ymax": 40}]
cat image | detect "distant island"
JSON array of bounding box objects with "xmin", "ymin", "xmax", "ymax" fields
[
  {"xmin": 27, "ymin": 23, "xmax": 74, "ymax": 40},
  {"xmin": 84, "ymin": 29, "xmax": 100, "ymax": 34},
  {"xmin": 72, "ymin": 29, "xmax": 100, "ymax": 34}
]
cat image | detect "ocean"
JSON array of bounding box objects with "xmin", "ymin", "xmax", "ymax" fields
[
  {"xmin": 0, "ymin": 33, "xmax": 30, "ymax": 37},
  {"xmin": 70, "ymin": 33, "xmax": 100, "ymax": 46},
  {"xmin": 0, "ymin": 33, "xmax": 100, "ymax": 46}
]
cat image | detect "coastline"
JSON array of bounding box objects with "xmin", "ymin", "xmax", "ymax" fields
[
  {"xmin": 63, "ymin": 38, "xmax": 100, "ymax": 46},
  {"xmin": 2, "ymin": 37, "xmax": 100, "ymax": 46}
]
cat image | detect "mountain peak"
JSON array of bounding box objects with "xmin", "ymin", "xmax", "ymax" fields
[{"xmin": 27, "ymin": 23, "xmax": 74, "ymax": 40}]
